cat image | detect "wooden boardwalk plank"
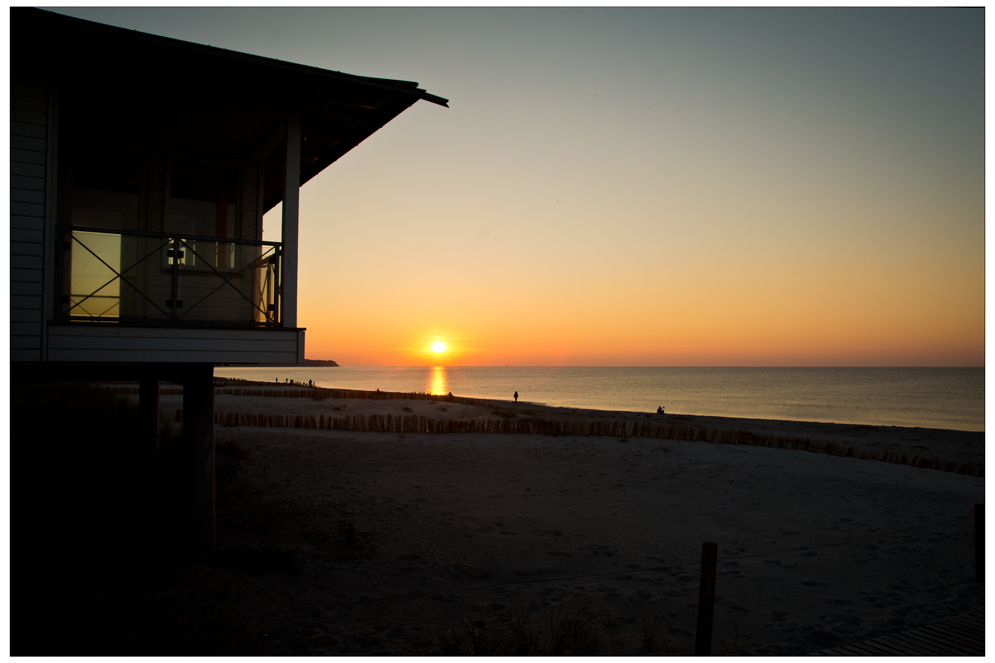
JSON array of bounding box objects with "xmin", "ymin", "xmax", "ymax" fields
[
  {"xmin": 879, "ymin": 632, "xmax": 955, "ymax": 655},
  {"xmin": 899, "ymin": 629, "xmax": 977, "ymax": 654},
  {"xmin": 871, "ymin": 634, "xmax": 937, "ymax": 655},
  {"xmin": 830, "ymin": 644, "xmax": 878, "ymax": 656},
  {"xmin": 815, "ymin": 609, "xmax": 984, "ymax": 655},
  {"xmin": 911, "ymin": 626, "xmax": 982, "ymax": 654},
  {"xmin": 848, "ymin": 640, "xmax": 906, "ymax": 656},
  {"xmin": 887, "ymin": 628, "xmax": 981, "ymax": 656}
]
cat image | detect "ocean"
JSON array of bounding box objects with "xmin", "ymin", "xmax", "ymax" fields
[{"xmin": 213, "ymin": 366, "xmax": 984, "ymax": 432}]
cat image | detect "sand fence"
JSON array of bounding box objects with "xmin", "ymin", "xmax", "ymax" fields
[{"xmin": 100, "ymin": 380, "xmax": 984, "ymax": 479}]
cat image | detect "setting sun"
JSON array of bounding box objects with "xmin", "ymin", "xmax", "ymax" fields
[{"xmin": 430, "ymin": 340, "xmax": 447, "ymax": 354}]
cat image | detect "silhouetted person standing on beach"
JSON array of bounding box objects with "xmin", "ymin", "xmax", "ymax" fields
[{"xmin": 514, "ymin": 391, "xmax": 518, "ymax": 403}]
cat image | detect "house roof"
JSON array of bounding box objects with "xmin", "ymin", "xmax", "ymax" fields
[{"xmin": 11, "ymin": 8, "xmax": 448, "ymax": 210}]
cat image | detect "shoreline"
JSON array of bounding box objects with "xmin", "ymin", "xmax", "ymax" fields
[
  {"xmin": 212, "ymin": 365, "xmax": 985, "ymax": 434},
  {"xmin": 110, "ymin": 374, "xmax": 987, "ymax": 433}
]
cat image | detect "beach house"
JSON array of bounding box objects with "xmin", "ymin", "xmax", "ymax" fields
[{"xmin": 10, "ymin": 8, "xmax": 447, "ymax": 551}]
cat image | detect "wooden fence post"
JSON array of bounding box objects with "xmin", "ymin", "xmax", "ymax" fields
[
  {"xmin": 139, "ymin": 375, "xmax": 159, "ymax": 464},
  {"xmin": 695, "ymin": 541, "xmax": 717, "ymax": 655},
  {"xmin": 182, "ymin": 363, "xmax": 215, "ymax": 556},
  {"xmin": 975, "ymin": 504, "xmax": 984, "ymax": 583}
]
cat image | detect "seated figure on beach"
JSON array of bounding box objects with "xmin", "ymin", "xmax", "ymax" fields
[{"xmin": 657, "ymin": 406, "xmax": 665, "ymax": 414}]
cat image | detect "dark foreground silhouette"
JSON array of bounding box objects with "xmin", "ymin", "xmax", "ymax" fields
[{"xmin": 12, "ymin": 383, "xmax": 258, "ymax": 655}]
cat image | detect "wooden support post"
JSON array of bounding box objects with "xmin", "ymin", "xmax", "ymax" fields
[
  {"xmin": 975, "ymin": 504, "xmax": 984, "ymax": 583},
  {"xmin": 139, "ymin": 374, "xmax": 159, "ymax": 463},
  {"xmin": 695, "ymin": 541, "xmax": 718, "ymax": 655},
  {"xmin": 183, "ymin": 363, "xmax": 216, "ymax": 556},
  {"xmin": 281, "ymin": 112, "xmax": 301, "ymax": 329}
]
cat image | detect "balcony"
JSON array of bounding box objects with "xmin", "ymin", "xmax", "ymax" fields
[{"xmin": 58, "ymin": 226, "xmax": 282, "ymax": 328}]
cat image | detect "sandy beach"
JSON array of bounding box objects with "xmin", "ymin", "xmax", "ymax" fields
[{"xmin": 107, "ymin": 385, "xmax": 984, "ymax": 655}]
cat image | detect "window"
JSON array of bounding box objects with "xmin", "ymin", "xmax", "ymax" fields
[{"xmin": 67, "ymin": 152, "xmax": 142, "ymax": 318}]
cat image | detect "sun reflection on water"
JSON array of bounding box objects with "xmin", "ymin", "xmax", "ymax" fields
[{"xmin": 429, "ymin": 366, "xmax": 448, "ymax": 395}]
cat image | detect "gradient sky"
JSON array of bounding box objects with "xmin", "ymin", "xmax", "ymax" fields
[{"xmin": 51, "ymin": 7, "xmax": 985, "ymax": 367}]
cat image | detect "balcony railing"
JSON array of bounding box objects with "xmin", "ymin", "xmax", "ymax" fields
[{"xmin": 57, "ymin": 226, "xmax": 282, "ymax": 327}]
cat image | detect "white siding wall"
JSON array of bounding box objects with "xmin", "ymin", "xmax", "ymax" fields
[
  {"xmin": 48, "ymin": 325, "xmax": 300, "ymax": 363},
  {"xmin": 10, "ymin": 77, "xmax": 49, "ymax": 361}
]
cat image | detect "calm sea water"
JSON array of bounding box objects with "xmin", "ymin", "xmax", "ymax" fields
[{"xmin": 213, "ymin": 366, "xmax": 984, "ymax": 432}]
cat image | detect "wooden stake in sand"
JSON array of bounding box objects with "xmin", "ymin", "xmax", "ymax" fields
[
  {"xmin": 695, "ymin": 541, "xmax": 718, "ymax": 655},
  {"xmin": 975, "ymin": 504, "xmax": 984, "ymax": 583},
  {"xmin": 139, "ymin": 376, "xmax": 159, "ymax": 463}
]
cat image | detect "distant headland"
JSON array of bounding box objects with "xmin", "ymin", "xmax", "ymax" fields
[{"xmin": 301, "ymin": 359, "xmax": 339, "ymax": 366}]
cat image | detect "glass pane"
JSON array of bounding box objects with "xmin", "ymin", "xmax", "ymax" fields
[
  {"xmin": 69, "ymin": 231, "xmax": 121, "ymax": 318},
  {"xmin": 263, "ymin": 201, "xmax": 282, "ymax": 244}
]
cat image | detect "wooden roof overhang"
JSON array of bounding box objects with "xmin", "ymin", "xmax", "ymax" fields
[{"xmin": 12, "ymin": 8, "xmax": 448, "ymax": 211}]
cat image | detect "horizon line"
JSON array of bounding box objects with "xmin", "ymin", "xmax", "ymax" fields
[{"xmin": 292, "ymin": 363, "xmax": 983, "ymax": 369}]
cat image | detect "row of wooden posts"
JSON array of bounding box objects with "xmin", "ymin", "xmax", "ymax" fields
[
  {"xmin": 102, "ymin": 384, "xmax": 983, "ymax": 478},
  {"xmin": 165, "ymin": 407, "xmax": 984, "ymax": 478},
  {"xmin": 107, "ymin": 383, "xmax": 487, "ymax": 405}
]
